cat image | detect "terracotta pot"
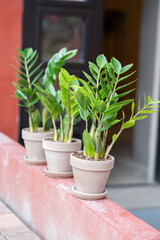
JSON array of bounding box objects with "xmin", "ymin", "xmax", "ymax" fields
[
  {"xmin": 22, "ymin": 128, "xmax": 54, "ymax": 164},
  {"xmin": 70, "ymin": 152, "xmax": 114, "ymax": 200},
  {"xmin": 43, "ymin": 138, "xmax": 82, "ymax": 178}
]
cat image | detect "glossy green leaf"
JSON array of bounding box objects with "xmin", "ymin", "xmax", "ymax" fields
[
  {"xmin": 107, "ymin": 63, "xmax": 116, "ymax": 82},
  {"xmin": 32, "ymin": 109, "xmax": 40, "ymax": 130},
  {"xmin": 73, "ymin": 90, "xmax": 91, "ymax": 111},
  {"xmin": 111, "ymin": 57, "xmax": 122, "ymax": 74},
  {"xmin": 120, "ymin": 63, "xmax": 133, "ymax": 74},
  {"xmin": 112, "ymin": 134, "xmax": 117, "ymax": 142},
  {"xmin": 96, "ymin": 54, "xmax": 107, "ymax": 69},
  {"xmin": 132, "ymin": 116, "xmax": 148, "ymax": 120},
  {"xmin": 83, "ymin": 130, "xmax": 95, "ymax": 158},
  {"xmin": 119, "ymin": 70, "xmax": 136, "ymax": 82},
  {"xmin": 83, "ymin": 71, "xmax": 96, "ymax": 87},
  {"xmin": 121, "ymin": 120, "xmax": 135, "ymax": 129}
]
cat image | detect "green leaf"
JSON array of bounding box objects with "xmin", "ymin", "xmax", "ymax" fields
[
  {"xmin": 89, "ymin": 61, "xmax": 99, "ymax": 73},
  {"xmin": 24, "ymin": 48, "xmax": 33, "ymax": 59},
  {"xmin": 17, "ymin": 80, "xmax": 28, "ymax": 88},
  {"xmin": 140, "ymin": 110, "xmax": 156, "ymax": 114},
  {"xmin": 83, "ymin": 71, "xmax": 96, "ymax": 87},
  {"xmin": 132, "ymin": 116, "xmax": 148, "ymax": 120},
  {"xmin": 32, "ymin": 109, "xmax": 40, "ymax": 130},
  {"xmin": 120, "ymin": 63, "xmax": 133, "ymax": 74},
  {"xmin": 28, "ymin": 54, "xmax": 39, "ymax": 71},
  {"xmin": 119, "ymin": 70, "xmax": 136, "ymax": 82},
  {"xmin": 17, "ymin": 48, "xmax": 25, "ymax": 58},
  {"xmin": 30, "ymin": 62, "xmax": 43, "ymax": 77},
  {"xmin": 116, "ymin": 79, "xmax": 137, "ymax": 91},
  {"xmin": 31, "ymin": 69, "xmax": 44, "ymax": 85},
  {"xmin": 138, "ymin": 99, "xmax": 141, "ymax": 112},
  {"xmin": 78, "ymin": 78, "xmax": 95, "ymax": 102},
  {"xmin": 96, "ymin": 54, "xmax": 107, "ymax": 69},
  {"xmin": 99, "ymin": 119, "xmax": 121, "ymax": 132},
  {"xmin": 73, "ymin": 90, "xmax": 91, "ymax": 111},
  {"xmin": 113, "ymin": 88, "xmax": 135, "ymax": 99},
  {"xmin": 100, "ymin": 75, "xmax": 109, "ymax": 98},
  {"xmin": 111, "ymin": 57, "xmax": 122, "ymax": 74},
  {"xmin": 44, "ymin": 116, "xmax": 52, "ymax": 131},
  {"xmin": 79, "ymin": 108, "xmax": 90, "ymax": 121},
  {"xmin": 92, "ymin": 101, "xmax": 106, "ymax": 114},
  {"xmin": 112, "ymin": 134, "xmax": 117, "ymax": 142},
  {"xmin": 121, "ymin": 120, "xmax": 135, "ymax": 130},
  {"xmin": 131, "ymin": 101, "xmax": 135, "ymax": 117},
  {"xmin": 147, "ymin": 96, "xmax": 152, "ymax": 104},
  {"xmin": 36, "ymin": 92, "xmax": 53, "ymax": 113},
  {"xmin": 83, "ymin": 130, "xmax": 95, "ymax": 158},
  {"xmin": 28, "ymin": 96, "xmax": 39, "ymax": 107},
  {"xmin": 107, "ymin": 63, "xmax": 116, "ymax": 82},
  {"xmin": 15, "ymin": 89, "xmax": 28, "ymax": 100}
]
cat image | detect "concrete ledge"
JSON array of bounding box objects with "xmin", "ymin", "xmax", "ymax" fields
[{"xmin": 0, "ymin": 132, "xmax": 160, "ymax": 240}]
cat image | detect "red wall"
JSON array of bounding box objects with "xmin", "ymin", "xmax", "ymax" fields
[{"xmin": 0, "ymin": 0, "xmax": 23, "ymax": 140}]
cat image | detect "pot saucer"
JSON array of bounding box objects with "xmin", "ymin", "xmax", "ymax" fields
[
  {"xmin": 44, "ymin": 167, "xmax": 73, "ymax": 178},
  {"xmin": 72, "ymin": 186, "xmax": 108, "ymax": 200},
  {"xmin": 24, "ymin": 156, "xmax": 46, "ymax": 165}
]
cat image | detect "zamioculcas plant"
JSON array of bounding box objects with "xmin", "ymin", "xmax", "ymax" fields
[
  {"xmin": 12, "ymin": 48, "xmax": 44, "ymax": 132},
  {"xmin": 37, "ymin": 68, "xmax": 80, "ymax": 142},
  {"xmin": 12, "ymin": 47, "xmax": 54, "ymax": 164},
  {"xmin": 35, "ymin": 48, "xmax": 80, "ymax": 142},
  {"xmin": 73, "ymin": 54, "xmax": 160, "ymax": 160},
  {"xmin": 35, "ymin": 48, "xmax": 82, "ymax": 177},
  {"xmin": 70, "ymin": 54, "xmax": 160, "ymax": 200}
]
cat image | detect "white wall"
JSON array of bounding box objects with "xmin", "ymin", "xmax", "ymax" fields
[{"xmin": 133, "ymin": 0, "xmax": 160, "ymax": 182}]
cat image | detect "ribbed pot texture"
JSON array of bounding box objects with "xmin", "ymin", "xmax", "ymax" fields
[
  {"xmin": 22, "ymin": 128, "xmax": 54, "ymax": 161},
  {"xmin": 70, "ymin": 153, "xmax": 115, "ymax": 194},
  {"xmin": 43, "ymin": 138, "xmax": 82, "ymax": 173}
]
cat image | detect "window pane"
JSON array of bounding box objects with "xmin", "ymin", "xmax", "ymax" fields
[{"xmin": 41, "ymin": 15, "xmax": 85, "ymax": 62}]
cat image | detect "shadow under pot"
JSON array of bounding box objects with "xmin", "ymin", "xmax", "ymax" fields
[
  {"xmin": 70, "ymin": 152, "xmax": 115, "ymax": 200},
  {"xmin": 22, "ymin": 128, "xmax": 54, "ymax": 165},
  {"xmin": 43, "ymin": 138, "xmax": 82, "ymax": 178}
]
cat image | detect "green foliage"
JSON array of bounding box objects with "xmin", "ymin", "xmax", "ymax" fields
[
  {"xmin": 12, "ymin": 48, "xmax": 44, "ymax": 132},
  {"xmin": 35, "ymin": 49, "xmax": 79, "ymax": 142},
  {"xmin": 73, "ymin": 54, "xmax": 160, "ymax": 161}
]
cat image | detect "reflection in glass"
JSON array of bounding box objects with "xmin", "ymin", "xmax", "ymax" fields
[{"xmin": 41, "ymin": 15, "xmax": 85, "ymax": 62}]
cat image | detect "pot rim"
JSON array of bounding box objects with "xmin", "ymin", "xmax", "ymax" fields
[
  {"xmin": 22, "ymin": 127, "xmax": 54, "ymax": 141},
  {"xmin": 43, "ymin": 137, "xmax": 82, "ymax": 152},
  {"xmin": 43, "ymin": 137, "xmax": 81, "ymax": 143},
  {"xmin": 70, "ymin": 151, "xmax": 115, "ymax": 171}
]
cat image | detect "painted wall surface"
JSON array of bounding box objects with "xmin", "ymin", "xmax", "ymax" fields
[{"xmin": 0, "ymin": 0, "xmax": 22, "ymax": 140}]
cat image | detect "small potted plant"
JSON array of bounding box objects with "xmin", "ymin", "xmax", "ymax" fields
[
  {"xmin": 70, "ymin": 54, "xmax": 160, "ymax": 200},
  {"xmin": 12, "ymin": 47, "xmax": 77, "ymax": 165},
  {"xmin": 12, "ymin": 47, "xmax": 54, "ymax": 165},
  {"xmin": 35, "ymin": 50, "xmax": 82, "ymax": 178}
]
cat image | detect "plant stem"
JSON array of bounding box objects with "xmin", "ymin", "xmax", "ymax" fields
[
  {"xmin": 24, "ymin": 58, "xmax": 34, "ymax": 131},
  {"xmin": 68, "ymin": 116, "xmax": 74, "ymax": 143},
  {"xmin": 85, "ymin": 111, "xmax": 88, "ymax": 131},
  {"xmin": 102, "ymin": 130, "xmax": 108, "ymax": 157},
  {"xmin": 95, "ymin": 125, "xmax": 102, "ymax": 161},
  {"xmin": 52, "ymin": 119, "xmax": 58, "ymax": 141},
  {"xmin": 90, "ymin": 122, "xmax": 95, "ymax": 140},
  {"xmin": 60, "ymin": 114, "xmax": 64, "ymax": 142},
  {"xmin": 28, "ymin": 107, "xmax": 33, "ymax": 132},
  {"xmin": 104, "ymin": 129, "xmax": 122, "ymax": 159},
  {"xmin": 64, "ymin": 86, "xmax": 71, "ymax": 142},
  {"xmin": 106, "ymin": 75, "xmax": 119, "ymax": 109}
]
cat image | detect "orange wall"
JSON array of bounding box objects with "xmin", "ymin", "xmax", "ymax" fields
[{"xmin": 0, "ymin": 0, "xmax": 23, "ymax": 140}]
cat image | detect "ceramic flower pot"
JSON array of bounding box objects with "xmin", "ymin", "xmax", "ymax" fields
[
  {"xmin": 43, "ymin": 138, "xmax": 82, "ymax": 178},
  {"xmin": 22, "ymin": 128, "xmax": 54, "ymax": 165},
  {"xmin": 70, "ymin": 152, "xmax": 115, "ymax": 200}
]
